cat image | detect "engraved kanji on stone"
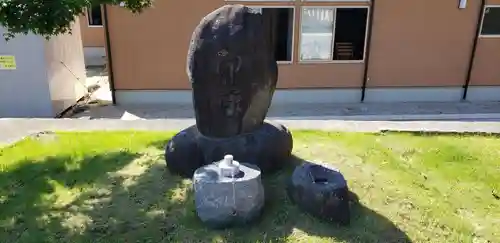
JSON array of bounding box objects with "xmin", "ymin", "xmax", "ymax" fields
[
  {"xmin": 221, "ymin": 90, "xmax": 242, "ymax": 117},
  {"xmin": 217, "ymin": 50, "xmax": 242, "ymax": 86}
]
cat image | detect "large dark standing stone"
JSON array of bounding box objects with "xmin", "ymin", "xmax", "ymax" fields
[
  {"xmin": 287, "ymin": 162, "xmax": 351, "ymax": 226},
  {"xmin": 165, "ymin": 5, "xmax": 293, "ymax": 178},
  {"xmin": 187, "ymin": 5, "xmax": 278, "ymax": 138}
]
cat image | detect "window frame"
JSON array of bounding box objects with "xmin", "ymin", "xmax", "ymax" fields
[
  {"xmin": 228, "ymin": 0, "xmax": 370, "ymax": 1},
  {"xmin": 246, "ymin": 5, "xmax": 296, "ymax": 64},
  {"xmin": 479, "ymin": 5, "xmax": 500, "ymax": 38},
  {"xmin": 298, "ymin": 5, "xmax": 370, "ymax": 64},
  {"xmin": 301, "ymin": 0, "xmax": 369, "ymax": 2},
  {"xmin": 226, "ymin": 0, "xmax": 293, "ymax": 1},
  {"xmin": 87, "ymin": 5, "xmax": 103, "ymax": 27}
]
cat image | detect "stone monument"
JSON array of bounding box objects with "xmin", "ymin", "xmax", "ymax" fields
[
  {"xmin": 165, "ymin": 5, "xmax": 293, "ymax": 178},
  {"xmin": 287, "ymin": 162, "xmax": 351, "ymax": 225},
  {"xmin": 193, "ymin": 154, "xmax": 265, "ymax": 228}
]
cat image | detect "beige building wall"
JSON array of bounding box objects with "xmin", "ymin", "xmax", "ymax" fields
[
  {"xmin": 79, "ymin": 14, "xmax": 105, "ymax": 47},
  {"xmin": 45, "ymin": 19, "xmax": 87, "ymax": 115},
  {"xmin": 105, "ymin": 0, "xmax": 500, "ymax": 104},
  {"xmin": 79, "ymin": 10, "xmax": 106, "ymax": 66},
  {"xmin": 465, "ymin": 0, "xmax": 500, "ymax": 100},
  {"xmin": 470, "ymin": 39, "xmax": 500, "ymax": 86},
  {"xmin": 107, "ymin": 0, "xmax": 224, "ymax": 90},
  {"xmin": 366, "ymin": 0, "xmax": 479, "ymax": 87},
  {"xmin": 107, "ymin": 0, "xmax": 369, "ymax": 91}
]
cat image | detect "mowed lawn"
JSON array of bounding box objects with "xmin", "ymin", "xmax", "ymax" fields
[{"xmin": 0, "ymin": 131, "xmax": 499, "ymax": 243}]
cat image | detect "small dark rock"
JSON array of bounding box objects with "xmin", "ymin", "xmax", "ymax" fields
[{"xmin": 287, "ymin": 162, "xmax": 351, "ymax": 226}]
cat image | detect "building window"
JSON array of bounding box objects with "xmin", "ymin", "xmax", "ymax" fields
[
  {"xmin": 480, "ymin": 6, "xmax": 500, "ymax": 36},
  {"xmin": 87, "ymin": 5, "xmax": 103, "ymax": 26},
  {"xmin": 250, "ymin": 7, "xmax": 295, "ymax": 62},
  {"xmin": 302, "ymin": 0, "xmax": 369, "ymax": 1},
  {"xmin": 300, "ymin": 7, "xmax": 368, "ymax": 62}
]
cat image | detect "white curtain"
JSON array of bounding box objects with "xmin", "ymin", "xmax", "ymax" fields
[{"xmin": 300, "ymin": 8, "xmax": 335, "ymax": 61}]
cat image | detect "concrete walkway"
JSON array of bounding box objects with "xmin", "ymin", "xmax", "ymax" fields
[
  {"xmin": 4, "ymin": 99, "xmax": 500, "ymax": 147},
  {"xmin": 70, "ymin": 101, "xmax": 500, "ymax": 121},
  {"xmin": 2, "ymin": 118, "xmax": 500, "ymax": 147}
]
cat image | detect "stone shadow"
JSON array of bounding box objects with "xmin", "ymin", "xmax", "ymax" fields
[
  {"xmin": 0, "ymin": 149, "xmax": 412, "ymax": 242},
  {"xmin": 47, "ymin": 163, "xmax": 190, "ymax": 242},
  {"xmin": 161, "ymin": 154, "xmax": 412, "ymax": 243},
  {"xmin": 234, "ymin": 155, "xmax": 414, "ymax": 243},
  {"xmin": 0, "ymin": 147, "xmax": 191, "ymax": 242},
  {"xmin": 288, "ymin": 191, "xmax": 413, "ymax": 243},
  {"xmin": 0, "ymin": 150, "xmax": 140, "ymax": 241},
  {"xmin": 147, "ymin": 138, "xmax": 171, "ymax": 151}
]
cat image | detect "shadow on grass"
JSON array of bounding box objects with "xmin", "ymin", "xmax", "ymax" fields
[
  {"xmin": 0, "ymin": 150, "xmax": 141, "ymax": 241},
  {"xmin": 0, "ymin": 149, "xmax": 411, "ymax": 242},
  {"xmin": 289, "ymin": 191, "xmax": 413, "ymax": 243},
  {"xmin": 147, "ymin": 138, "xmax": 170, "ymax": 152},
  {"xmin": 224, "ymin": 155, "xmax": 413, "ymax": 243},
  {"xmin": 154, "ymin": 155, "xmax": 412, "ymax": 243}
]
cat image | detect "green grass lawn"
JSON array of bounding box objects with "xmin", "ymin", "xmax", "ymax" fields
[{"xmin": 0, "ymin": 131, "xmax": 499, "ymax": 243}]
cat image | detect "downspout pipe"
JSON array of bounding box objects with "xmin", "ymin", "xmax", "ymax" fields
[
  {"xmin": 361, "ymin": 0, "xmax": 376, "ymax": 102},
  {"xmin": 103, "ymin": 4, "xmax": 117, "ymax": 105},
  {"xmin": 462, "ymin": 0, "xmax": 486, "ymax": 101}
]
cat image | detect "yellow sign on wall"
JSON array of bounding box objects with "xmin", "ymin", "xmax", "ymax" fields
[{"xmin": 0, "ymin": 55, "xmax": 17, "ymax": 70}]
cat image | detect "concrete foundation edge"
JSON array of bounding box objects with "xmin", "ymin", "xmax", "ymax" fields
[
  {"xmin": 466, "ymin": 86, "xmax": 500, "ymax": 101},
  {"xmin": 114, "ymin": 87, "xmax": 500, "ymax": 105},
  {"xmin": 83, "ymin": 47, "xmax": 106, "ymax": 66}
]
